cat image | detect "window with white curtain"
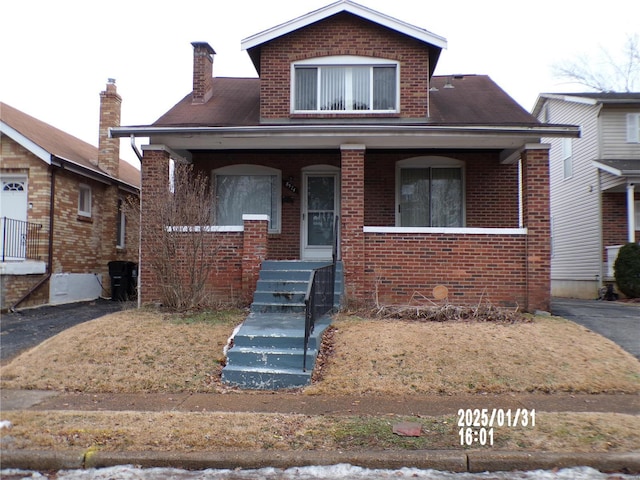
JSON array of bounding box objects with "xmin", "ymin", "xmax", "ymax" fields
[
  {"xmin": 396, "ymin": 157, "xmax": 464, "ymax": 227},
  {"xmin": 293, "ymin": 56, "xmax": 398, "ymax": 113},
  {"xmin": 213, "ymin": 165, "xmax": 281, "ymax": 233}
]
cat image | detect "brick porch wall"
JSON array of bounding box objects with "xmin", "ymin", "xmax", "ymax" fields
[{"xmin": 363, "ymin": 233, "xmax": 527, "ymax": 307}]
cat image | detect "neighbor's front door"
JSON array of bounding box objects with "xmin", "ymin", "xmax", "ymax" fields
[
  {"xmin": 301, "ymin": 170, "xmax": 339, "ymax": 261},
  {"xmin": 0, "ymin": 175, "xmax": 29, "ymax": 260}
]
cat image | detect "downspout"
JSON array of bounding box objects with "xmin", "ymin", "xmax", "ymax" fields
[{"xmin": 11, "ymin": 165, "xmax": 56, "ymax": 310}]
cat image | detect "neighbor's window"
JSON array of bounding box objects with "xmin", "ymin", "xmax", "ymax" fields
[
  {"xmin": 116, "ymin": 197, "xmax": 125, "ymax": 248},
  {"xmin": 396, "ymin": 157, "xmax": 464, "ymax": 227},
  {"xmin": 627, "ymin": 113, "xmax": 640, "ymax": 143},
  {"xmin": 293, "ymin": 56, "xmax": 398, "ymax": 113},
  {"xmin": 213, "ymin": 165, "xmax": 281, "ymax": 233},
  {"xmin": 78, "ymin": 184, "xmax": 92, "ymax": 217},
  {"xmin": 562, "ymin": 138, "xmax": 573, "ymax": 179}
]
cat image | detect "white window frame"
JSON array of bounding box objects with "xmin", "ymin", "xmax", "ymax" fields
[
  {"xmin": 562, "ymin": 138, "xmax": 573, "ymax": 180},
  {"xmin": 117, "ymin": 197, "xmax": 126, "ymax": 248},
  {"xmin": 291, "ymin": 55, "xmax": 399, "ymax": 114},
  {"xmin": 627, "ymin": 113, "xmax": 640, "ymax": 143},
  {"xmin": 212, "ymin": 164, "xmax": 282, "ymax": 233},
  {"xmin": 78, "ymin": 184, "xmax": 92, "ymax": 217},
  {"xmin": 395, "ymin": 156, "xmax": 466, "ymax": 228}
]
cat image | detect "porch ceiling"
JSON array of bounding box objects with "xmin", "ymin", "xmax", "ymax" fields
[{"xmin": 113, "ymin": 124, "xmax": 578, "ymax": 159}]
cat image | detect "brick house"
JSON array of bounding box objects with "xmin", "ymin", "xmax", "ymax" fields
[
  {"xmin": 115, "ymin": 0, "xmax": 579, "ymax": 313},
  {"xmin": 0, "ymin": 80, "xmax": 140, "ymax": 310}
]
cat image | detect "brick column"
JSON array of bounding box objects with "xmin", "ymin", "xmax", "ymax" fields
[
  {"xmin": 139, "ymin": 146, "xmax": 171, "ymax": 305},
  {"xmin": 521, "ymin": 144, "xmax": 551, "ymax": 312},
  {"xmin": 340, "ymin": 144, "xmax": 366, "ymax": 301},
  {"xmin": 242, "ymin": 214, "xmax": 269, "ymax": 303}
]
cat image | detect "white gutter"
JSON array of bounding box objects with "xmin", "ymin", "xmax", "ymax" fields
[{"xmin": 111, "ymin": 124, "xmax": 580, "ymax": 138}]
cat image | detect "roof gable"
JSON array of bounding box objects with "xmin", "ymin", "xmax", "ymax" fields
[
  {"xmin": 533, "ymin": 92, "xmax": 640, "ymax": 117},
  {"xmin": 0, "ymin": 102, "xmax": 139, "ymax": 188},
  {"xmin": 241, "ymin": 0, "xmax": 446, "ymax": 76}
]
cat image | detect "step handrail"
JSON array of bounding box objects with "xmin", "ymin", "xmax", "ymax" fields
[{"xmin": 303, "ymin": 216, "xmax": 339, "ymax": 372}]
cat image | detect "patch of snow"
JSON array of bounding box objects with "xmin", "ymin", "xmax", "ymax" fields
[
  {"xmin": 223, "ymin": 323, "xmax": 243, "ymax": 356},
  {"xmin": 1, "ymin": 465, "xmax": 637, "ymax": 480}
]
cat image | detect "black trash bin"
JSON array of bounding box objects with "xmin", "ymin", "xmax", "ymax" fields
[{"xmin": 108, "ymin": 261, "xmax": 136, "ymax": 301}]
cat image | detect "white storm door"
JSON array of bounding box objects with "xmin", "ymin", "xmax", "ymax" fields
[
  {"xmin": 0, "ymin": 176, "xmax": 29, "ymax": 260},
  {"xmin": 302, "ymin": 172, "xmax": 339, "ymax": 261}
]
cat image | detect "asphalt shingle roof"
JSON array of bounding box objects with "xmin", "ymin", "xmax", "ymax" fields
[
  {"xmin": 1, "ymin": 102, "xmax": 140, "ymax": 188},
  {"xmin": 152, "ymin": 74, "xmax": 540, "ymax": 128}
]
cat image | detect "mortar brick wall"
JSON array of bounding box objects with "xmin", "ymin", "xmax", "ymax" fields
[
  {"xmin": 364, "ymin": 233, "xmax": 527, "ymax": 306},
  {"xmin": 1, "ymin": 136, "xmax": 137, "ymax": 308},
  {"xmin": 521, "ymin": 147, "xmax": 551, "ymax": 312},
  {"xmin": 259, "ymin": 12, "xmax": 430, "ymax": 120},
  {"xmin": 363, "ymin": 151, "xmax": 519, "ymax": 227},
  {"xmin": 602, "ymin": 191, "xmax": 639, "ymax": 261}
]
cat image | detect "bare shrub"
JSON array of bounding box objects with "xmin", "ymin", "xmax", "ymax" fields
[{"xmin": 126, "ymin": 162, "xmax": 218, "ymax": 311}]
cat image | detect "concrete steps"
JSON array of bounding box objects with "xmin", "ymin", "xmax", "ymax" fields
[{"xmin": 221, "ymin": 261, "xmax": 341, "ymax": 390}]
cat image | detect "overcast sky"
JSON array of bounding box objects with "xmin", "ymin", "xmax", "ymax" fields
[{"xmin": 2, "ymin": 0, "xmax": 639, "ymax": 165}]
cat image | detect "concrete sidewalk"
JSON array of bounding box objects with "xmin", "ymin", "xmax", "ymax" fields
[{"xmin": 2, "ymin": 389, "xmax": 639, "ymax": 416}]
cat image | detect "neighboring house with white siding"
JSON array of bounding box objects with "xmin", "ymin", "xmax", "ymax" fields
[{"xmin": 533, "ymin": 93, "xmax": 640, "ymax": 299}]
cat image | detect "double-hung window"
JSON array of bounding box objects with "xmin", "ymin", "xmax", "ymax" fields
[
  {"xmin": 627, "ymin": 113, "xmax": 640, "ymax": 143},
  {"xmin": 213, "ymin": 165, "xmax": 281, "ymax": 233},
  {"xmin": 293, "ymin": 56, "xmax": 398, "ymax": 113},
  {"xmin": 116, "ymin": 197, "xmax": 126, "ymax": 248},
  {"xmin": 396, "ymin": 157, "xmax": 464, "ymax": 227},
  {"xmin": 78, "ymin": 184, "xmax": 92, "ymax": 217}
]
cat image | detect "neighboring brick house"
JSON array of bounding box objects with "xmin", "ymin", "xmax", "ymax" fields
[
  {"xmin": 532, "ymin": 93, "xmax": 640, "ymax": 299},
  {"xmin": 0, "ymin": 80, "xmax": 140, "ymax": 310},
  {"xmin": 114, "ymin": 0, "xmax": 579, "ymax": 313}
]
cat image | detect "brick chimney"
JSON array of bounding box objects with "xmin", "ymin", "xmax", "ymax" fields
[
  {"xmin": 191, "ymin": 42, "xmax": 215, "ymax": 104},
  {"xmin": 98, "ymin": 78, "xmax": 121, "ymax": 177}
]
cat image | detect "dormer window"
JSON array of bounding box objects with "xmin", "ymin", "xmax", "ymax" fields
[{"xmin": 292, "ymin": 56, "xmax": 398, "ymax": 113}]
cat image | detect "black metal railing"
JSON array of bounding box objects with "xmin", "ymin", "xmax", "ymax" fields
[
  {"xmin": 303, "ymin": 216, "xmax": 339, "ymax": 371},
  {"xmin": 1, "ymin": 217, "xmax": 43, "ymax": 262}
]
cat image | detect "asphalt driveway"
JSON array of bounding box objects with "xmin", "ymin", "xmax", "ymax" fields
[
  {"xmin": 0, "ymin": 299, "xmax": 130, "ymax": 362},
  {"xmin": 551, "ymin": 297, "xmax": 640, "ymax": 360}
]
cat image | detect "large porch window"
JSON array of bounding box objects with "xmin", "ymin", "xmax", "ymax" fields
[
  {"xmin": 213, "ymin": 165, "xmax": 281, "ymax": 233},
  {"xmin": 396, "ymin": 157, "xmax": 464, "ymax": 227}
]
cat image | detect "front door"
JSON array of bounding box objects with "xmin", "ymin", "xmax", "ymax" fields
[
  {"xmin": 301, "ymin": 169, "xmax": 339, "ymax": 261},
  {"xmin": 0, "ymin": 175, "xmax": 29, "ymax": 260}
]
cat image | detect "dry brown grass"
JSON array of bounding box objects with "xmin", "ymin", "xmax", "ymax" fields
[
  {"xmin": 305, "ymin": 314, "xmax": 640, "ymax": 395},
  {"xmin": 1, "ymin": 410, "xmax": 638, "ymax": 453},
  {"xmin": 0, "ymin": 309, "xmax": 244, "ymax": 393},
  {"xmin": 2, "ymin": 308, "xmax": 639, "ymax": 454},
  {"xmin": 1, "ymin": 309, "xmax": 639, "ymax": 395}
]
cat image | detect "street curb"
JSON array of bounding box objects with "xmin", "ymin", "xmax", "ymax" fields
[{"xmin": 1, "ymin": 450, "xmax": 639, "ymax": 474}]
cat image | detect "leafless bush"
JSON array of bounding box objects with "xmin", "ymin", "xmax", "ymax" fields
[{"xmin": 126, "ymin": 162, "xmax": 218, "ymax": 311}]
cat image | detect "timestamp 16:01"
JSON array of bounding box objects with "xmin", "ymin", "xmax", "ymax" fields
[{"xmin": 459, "ymin": 427, "xmax": 494, "ymax": 446}]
